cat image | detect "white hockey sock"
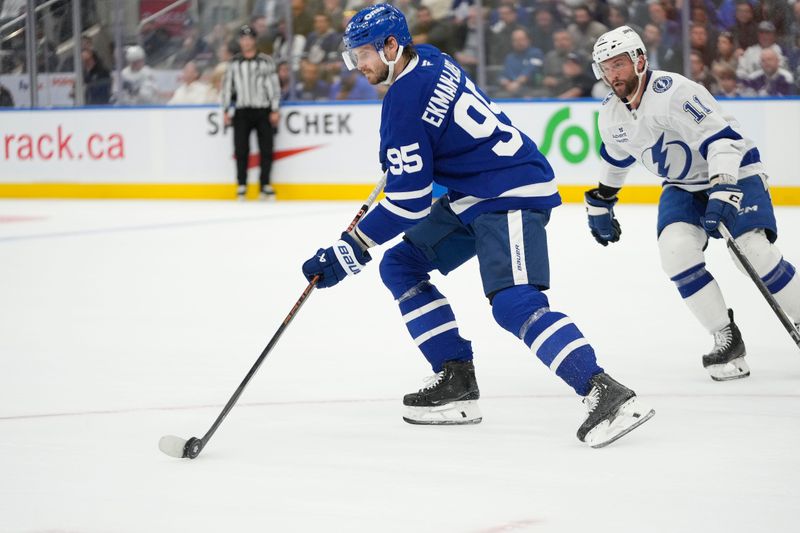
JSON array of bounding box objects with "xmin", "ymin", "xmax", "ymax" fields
[{"xmin": 683, "ymin": 280, "xmax": 730, "ymax": 333}]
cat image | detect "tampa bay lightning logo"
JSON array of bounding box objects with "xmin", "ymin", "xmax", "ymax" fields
[
  {"xmin": 652, "ymin": 76, "xmax": 673, "ymax": 93},
  {"xmin": 642, "ymin": 133, "xmax": 692, "ymax": 179},
  {"xmin": 602, "ymin": 92, "xmax": 613, "ymax": 105}
]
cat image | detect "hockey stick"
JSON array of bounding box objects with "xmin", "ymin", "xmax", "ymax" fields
[
  {"xmin": 159, "ymin": 174, "xmax": 388, "ymax": 459},
  {"xmin": 718, "ymin": 223, "xmax": 800, "ymax": 349}
]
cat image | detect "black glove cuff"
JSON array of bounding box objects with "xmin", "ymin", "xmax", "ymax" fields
[{"xmin": 597, "ymin": 184, "xmax": 621, "ymax": 200}]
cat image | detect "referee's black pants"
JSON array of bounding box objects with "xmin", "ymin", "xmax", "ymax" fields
[{"xmin": 232, "ymin": 107, "xmax": 274, "ymax": 189}]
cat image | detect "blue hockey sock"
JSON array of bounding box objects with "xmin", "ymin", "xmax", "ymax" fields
[
  {"xmin": 397, "ymin": 282, "xmax": 472, "ymax": 372},
  {"xmin": 762, "ymin": 258, "xmax": 796, "ymax": 294},
  {"xmin": 670, "ymin": 262, "xmax": 715, "ymax": 298},
  {"xmin": 492, "ymin": 285, "xmax": 602, "ymax": 396}
]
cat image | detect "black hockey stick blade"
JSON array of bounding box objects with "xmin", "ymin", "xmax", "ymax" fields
[{"xmin": 719, "ymin": 223, "xmax": 800, "ymax": 349}]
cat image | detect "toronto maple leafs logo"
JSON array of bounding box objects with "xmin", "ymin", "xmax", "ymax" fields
[{"xmin": 652, "ymin": 76, "xmax": 673, "ymax": 93}]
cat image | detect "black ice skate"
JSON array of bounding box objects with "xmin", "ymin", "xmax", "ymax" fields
[
  {"xmin": 577, "ymin": 373, "xmax": 655, "ymax": 449},
  {"xmin": 702, "ymin": 309, "xmax": 749, "ymax": 381},
  {"xmin": 402, "ymin": 359, "xmax": 482, "ymax": 425},
  {"xmin": 259, "ymin": 185, "xmax": 276, "ymax": 201}
]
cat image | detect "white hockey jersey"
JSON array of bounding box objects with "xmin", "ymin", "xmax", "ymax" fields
[{"xmin": 597, "ymin": 70, "xmax": 764, "ymax": 192}]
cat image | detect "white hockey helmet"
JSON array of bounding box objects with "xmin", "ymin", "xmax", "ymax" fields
[
  {"xmin": 125, "ymin": 45, "xmax": 145, "ymax": 63},
  {"xmin": 591, "ymin": 26, "xmax": 647, "ymax": 80}
]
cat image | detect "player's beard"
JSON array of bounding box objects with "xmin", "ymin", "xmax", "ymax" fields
[
  {"xmin": 373, "ymin": 62, "xmax": 390, "ymax": 84},
  {"xmin": 613, "ymin": 75, "xmax": 639, "ymax": 101}
]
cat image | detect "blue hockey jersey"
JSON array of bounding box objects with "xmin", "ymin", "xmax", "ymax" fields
[{"xmin": 357, "ymin": 45, "xmax": 561, "ymax": 246}]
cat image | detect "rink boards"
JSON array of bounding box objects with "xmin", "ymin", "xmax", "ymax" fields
[{"xmin": 0, "ymin": 98, "xmax": 798, "ymax": 204}]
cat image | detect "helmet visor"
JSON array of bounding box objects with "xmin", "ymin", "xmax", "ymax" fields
[{"xmin": 342, "ymin": 49, "xmax": 358, "ymax": 70}]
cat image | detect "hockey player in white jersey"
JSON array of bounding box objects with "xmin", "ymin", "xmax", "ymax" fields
[
  {"xmin": 585, "ymin": 26, "xmax": 800, "ymax": 381},
  {"xmin": 301, "ymin": 4, "xmax": 654, "ymax": 448}
]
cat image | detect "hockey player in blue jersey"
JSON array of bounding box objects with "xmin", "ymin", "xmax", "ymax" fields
[
  {"xmin": 585, "ymin": 26, "xmax": 800, "ymax": 381},
  {"xmin": 301, "ymin": 4, "xmax": 654, "ymax": 448}
]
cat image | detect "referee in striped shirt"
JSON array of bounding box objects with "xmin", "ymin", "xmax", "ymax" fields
[{"xmin": 222, "ymin": 25, "xmax": 281, "ymax": 200}]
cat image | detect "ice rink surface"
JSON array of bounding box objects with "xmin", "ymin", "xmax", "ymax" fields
[{"xmin": 1, "ymin": 198, "xmax": 798, "ymax": 533}]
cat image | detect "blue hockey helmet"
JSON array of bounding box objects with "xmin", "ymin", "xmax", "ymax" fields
[{"xmin": 341, "ymin": 4, "xmax": 411, "ymax": 71}]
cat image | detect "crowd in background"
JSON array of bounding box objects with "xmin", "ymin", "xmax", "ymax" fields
[{"xmin": 1, "ymin": 0, "xmax": 800, "ymax": 107}]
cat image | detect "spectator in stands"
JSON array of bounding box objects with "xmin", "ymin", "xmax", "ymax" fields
[
  {"xmin": 114, "ymin": 46, "xmax": 157, "ymax": 105},
  {"xmin": 732, "ymin": 0, "xmax": 759, "ymax": 52},
  {"xmin": 412, "ymin": 5, "xmax": 457, "ymax": 56},
  {"xmin": 291, "ymin": 0, "xmax": 314, "ymax": 36},
  {"xmin": 216, "ymin": 40, "xmax": 235, "ymax": 66},
  {"xmin": 690, "ymin": 49, "xmax": 718, "ymax": 93},
  {"xmin": 690, "ymin": 23, "xmax": 717, "ymax": 67},
  {"xmin": 81, "ymin": 49, "xmax": 111, "ymax": 105},
  {"xmin": 629, "ymin": 0, "xmax": 652, "ymax": 29},
  {"xmin": 273, "ymin": 18, "xmax": 307, "ymax": 73},
  {"xmin": 705, "ymin": 0, "xmax": 737, "ymax": 31},
  {"xmin": 788, "ymin": 32, "xmax": 800, "ymax": 90},
  {"xmin": 738, "ymin": 21, "xmax": 787, "ymax": 80},
  {"xmin": 643, "ymin": 22, "xmax": 681, "ymax": 72},
  {"xmin": 0, "ymin": 83, "xmax": 14, "ymax": 107},
  {"xmin": 58, "ymin": 36, "xmax": 94, "ymax": 72},
  {"xmin": 394, "ymin": 0, "xmax": 418, "ymax": 32},
  {"xmin": 140, "ymin": 21, "xmax": 174, "ymax": 66},
  {"xmin": 453, "ymin": 3, "xmax": 484, "ymax": 79},
  {"xmin": 294, "ymin": 59, "xmax": 331, "ymax": 100},
  {"xmin": 251, "ymin": 0, "xmax": 283, "ymax": 41},
  {"xmin": 742, "ymin": 48, "xmax": 796, "ymax": 96},
  {"xmin": 529, "ymin": 6, "xmax": 560, "ymax": 55},
  {"xmin": 421, "ymin": 0, "xmax": 454, "ymax": 21},
  {"xmin": 251, "ymin": 16, "xmax": 274, "ymax": 55},
  {"xmin": 498, "ymin": 28, "xmax": 544, "ymax": 98},
  {"xmin": 608, "ymin": 5, "xmax": 641, "ymax": 34},
  {"xmin": 757, "ymin": 0, "xmax": 791, "ymax": 38},
  {"xmin": 542, "ymin": 29, "xmax": 576, "ymax": 94},
  {"xmin": 583, "ymin": 0, "xmax": 610, "ymax": 27},
  {"xmin": 712, "ymin": 31, "xmax": 739, "ymax": 74},
  {"xmin": 647, "ymin": 0, "xmax": 680, "ymax": 50},
  {"xmin": 554, "ymin": 51, "xmax": 595, "ymax": 98},
  {"xmin": 207, "ymin": 63, "xmax": 226, "ymax": 104},
  {"xmin": 567, "ymin": 4, "xmax": 608, "ymax": 56},
  {"xmin": 322, "ymin": 0, "xmax": 346, "ymax": 33},
  {"xmin": 712, "ymin": 64, "xmax": 741, "ymax": 97},
  {"xmin": 304, "ymin": 13, "xmax": 341, "ymax": 77},
  {"xmin": 35, "ymin": 26, "xmax": 58, "ymax": 73},
  {"xmin": 787, "ymin": 2, "xmax": 800, "ymax": 53},
  {"xmin": 168, "ymin": 61, "xmax": 211, "ymax": 105},
  {"xmin": 277, "ymin": 61, "xmax": 291, "ymax": 100},
  {"xmin": 168, "ymin": 22, "xmax": 211, "ymax": 69},
  {"xmin": 329, "ymin": 67, "xmax": 378, "ymax": 100},
  {"xmin": 488, "ymin": 3, "xmax": 524, "ymax": 66}
]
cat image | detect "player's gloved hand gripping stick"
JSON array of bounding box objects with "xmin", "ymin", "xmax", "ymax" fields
[
  {"xmin": 718, "ymin": 222, "xmax": 800, "ymax": 350},
  {"xmin": 159, "ymin": 173, "xmax": 388, "ymax": 459}
]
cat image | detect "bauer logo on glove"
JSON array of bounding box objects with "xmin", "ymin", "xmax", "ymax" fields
[{"xmin": 302, "ymin": 232, "xmax": 372, "ymax": 289}]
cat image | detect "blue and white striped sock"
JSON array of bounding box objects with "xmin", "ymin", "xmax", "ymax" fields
[{"xmin": 398, "ymin": 282, "xmax": 472, "ymax": 372}]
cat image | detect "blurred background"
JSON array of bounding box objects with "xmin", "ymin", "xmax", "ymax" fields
[{"xmin": 2, "ymin": 0, "xmax": 799, "ymax": 108}]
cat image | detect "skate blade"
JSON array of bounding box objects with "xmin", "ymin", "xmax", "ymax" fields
[
  {"xmin": 707, "ymin": 356, "xmax": 750, "ymax": 382},
  {"xmin": 585, "ymin": 397, "xmax": 655, "ymax": 449},
  {"xmin": 402, "ymin": 400, "xmax": 482, "ymax": 426}
]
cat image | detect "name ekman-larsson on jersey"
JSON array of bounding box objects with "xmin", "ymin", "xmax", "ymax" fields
[{"xmin": 421, "ymin": 58, "xmax": 461, "ymax": 128}]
